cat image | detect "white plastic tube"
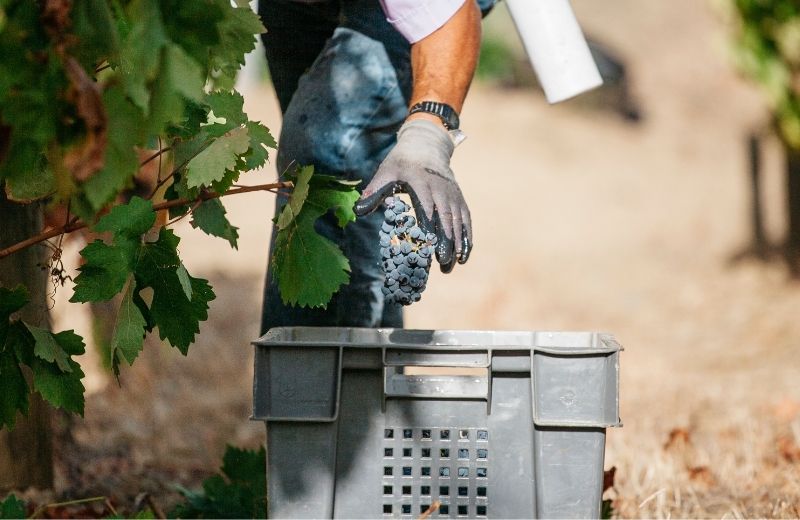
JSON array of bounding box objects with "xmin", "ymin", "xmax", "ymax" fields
[{"xmin": 506, "ymin": 0, "xmax": 603, "ymax": 104}]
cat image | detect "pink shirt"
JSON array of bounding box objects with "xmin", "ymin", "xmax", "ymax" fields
[{"xmin": 379, "ymin": 0, "xmax": 467, "ymax": 43}]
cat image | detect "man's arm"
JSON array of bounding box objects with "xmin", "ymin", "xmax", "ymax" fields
[
  {"xmin": 407, "ymin": 0, "xmax": 481, "ymax": 122},
  {"xmin": 355, "ymin": 1, "xmax": 481, "ymax": 273}
]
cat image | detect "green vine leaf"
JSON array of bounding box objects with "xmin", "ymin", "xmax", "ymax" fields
[
  {"xmin": 0, "ymin": 286, "xmax": 28, "ymax": 320},
  {"xmin": 0, "ymin": 348, "xmax": 29, "ymax": 430},
  {"xmin": 244, "ymin": 121, "xmax": 276, "ymax": 170},
  {"xmin": 185, "ymin": 126, "xmax": 250, "ymax": 188},
  {"xmin": 134, "ymin": 228, "xmax": 215, "ymax": 353},
  {"xmin": 32, "ymin": 355, "xmax": 86, "ymax": 415},
  {"xmin": 110, "ymin": 278, "xmax": 147, "ymax": 373},
  {"xmin": 27, "ymin": 324, "xmax": 72, "ymax": 373},
  {"xmin": 94, "ymin": 196, "xmax": 156, "ymax": 238},
  {"xmin": 70, "ymin": 240, "xmax": 135, "ymax": 303},
  {"xmin": 0, "ymin": 494, "xmax": 26, "ymax": 520},
  {"xmin": 272, "ymin": 166, "xmax": 359, "ymax": 307},
  {"xmin": 191, "ymin": 198, "xmax": 239, "ymax": 248}
]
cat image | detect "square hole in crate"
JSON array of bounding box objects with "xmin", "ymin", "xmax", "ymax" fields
[
  {"xmin": 476, "ymin": 467, "xmax": 487, "ymax": 478},
  {"xmin": 439, "ymin": 486, "xmax": 449, "ymax": 496},
  {"xmin": 440, "ymin": 448, "xmax": 450, "ymax": 458},
  {"xmin": 385, "ymin": 429, "xmax": 394, "ymax": 439},
  {"xmin": 402, "ymin": 485, "xmax": 411, "ymax": 495},
  {"xmin": 383, "ymin": 485, "xmax": 392, "ymax": 495},
  {"xmin": 440, "ymin": 429, "xmax": 451, "ymax": 440},
  {"xmin": 440, "ymin": 505, "xmax": 450, "ymax": 515},
  {"xmin": 458, "ymin": 486, "xmax": 468, "ymax": 497},
  {"xmin": 402, "ymin": 466, "xmax": 412, "ymax": 476},
  {"xmin": 457, "ymin": 467, "xmax": 469, "ymax": 478},
  {"xmin": 403, "ymin": 429, "xmax": 413, "ymax": 439},
  {"xmin": 421, "ymin": 485, "xmax": 430, "ymax": 495},
  {"xmin": 383, "ymin": 504, "xmax": 392, "ymax": 514},
  {"xmin": 420, "ymin": 504, "xmax": 431, "ymax": 514},
  {"xmin": 421, "ymin": 448, "xmax": 431, "ymax": 458},
  {"xmin": 477, "ymin": 448, "xmax": 487, "ymax": 459},
  {"xmin": 422, "ymin": 429, "xmax": 431, "ymax": 439},
  {"xmin": 384, "ymin": 466, "xmax": 393, "ymax": 476},
  {"xmin": 477, "ymin": 505, "xmax": 487, "ymax": 516},
  {"xmin": 384, "ymin": 448, "xmax": 393, "ymax": 457},
  {"xmin": 402, "ymin": 504, "xmax": 411, "ymax": 514},
  {"xmin": 421, "ymin": 467, "xmax": 431, "ymax": 477},
  {"xmin": 457, "ymin": 448, "xmax": 468, "ymax": 459},
  {"xmin": 458, "ymin": 505, "xmax": 468, "ymax": 515},
  {"xmin": 403, "ymin": 448, "xmax": 412, "ymax": 457},
  {"xmin": 477, "ymin": 486, "xmax": 487, "ymax": 497},
  {"xmin": 439, "ymin": 467, "xmax": 450, "ymax": 477},
  {"xmin": 477, "ymin": 430, "xmax": 488, "ymax": 440},
  {"xmin": 458, "ymin": 430, "xmax": 469, "ymax": 440}
]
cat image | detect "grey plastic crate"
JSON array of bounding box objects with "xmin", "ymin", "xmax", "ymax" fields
[{"xmin": 252, "ymin": 328, "xmax": 622, "ymax": 519}]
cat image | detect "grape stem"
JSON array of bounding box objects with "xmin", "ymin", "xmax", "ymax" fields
[{"xmin": 0, "ymin": 181, "xmax": 294, "ymax": 259}]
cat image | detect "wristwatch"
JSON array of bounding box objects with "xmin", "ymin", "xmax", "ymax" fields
[
  {"xmin": 408, "ymin": 101, "xmax": 466, "ymax": 146},
  {"xmin": 409, "ymin": 101, "xmax": 460, "ymax": 130}
]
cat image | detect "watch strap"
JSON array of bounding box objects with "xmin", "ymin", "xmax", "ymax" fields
[{"xmin": 408, "ymin": 101, "xmax": 460, "ymax": 130}]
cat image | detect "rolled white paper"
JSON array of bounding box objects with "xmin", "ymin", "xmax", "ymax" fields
[{"xmin": 506, "ymin": 0, "xmax": 603, "ymax": 104}]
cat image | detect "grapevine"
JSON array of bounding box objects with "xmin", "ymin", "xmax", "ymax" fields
[
  {"xmin": 0, "ymin": 0, "xmax": 360, "ymax": 433},
  {"xmin": 379, "ymin": 196, "xmax": 436, "ymax": 306}
]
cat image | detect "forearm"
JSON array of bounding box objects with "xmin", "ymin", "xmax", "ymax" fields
[{"xmin": 407, "ymin": 0, "xmax": 481, "ymax": 120}]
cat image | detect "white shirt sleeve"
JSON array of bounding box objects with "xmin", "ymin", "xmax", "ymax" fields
[{"xmin": 379, "ymin": 0, "xmax": 468, "ymax": 43}]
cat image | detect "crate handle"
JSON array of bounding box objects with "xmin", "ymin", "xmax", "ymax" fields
[
  {"xmin": 382, "ymin": 348, "xmax": 490, "ymax": 368},
  {"xmin": 382, "ymin": 366, "xmax": 492, "ymax": 414}
]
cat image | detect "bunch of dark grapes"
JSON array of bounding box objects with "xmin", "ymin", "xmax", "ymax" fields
[{"xmin": 379, "ymin": 196, "xmax": 437, "ymax": 305}]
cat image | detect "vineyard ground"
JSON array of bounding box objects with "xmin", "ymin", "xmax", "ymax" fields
[{"xmin": 26, "ymin": 0, "xmax": 800, "ymax": 516}]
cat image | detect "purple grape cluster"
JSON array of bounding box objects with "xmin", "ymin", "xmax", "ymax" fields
[{"xmin": 379, "ymin": 196, "xmax": 437, "ymax": 306}]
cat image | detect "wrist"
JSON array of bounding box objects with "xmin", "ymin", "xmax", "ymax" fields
[
  {"xmin": 397, "ymin": 119, "xmax": 455, "ymax": 158},
  {"xmin": 405, "ymin": 111, "xmax": 446, "ymax": 129}
]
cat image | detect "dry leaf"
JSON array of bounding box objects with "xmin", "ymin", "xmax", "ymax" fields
[
  {"xmin": 603, "ymin": 466, "xmax": 617, "ymax": 492},
  {"xmin": 663, "ymin": 427, "xmax": 691, "ymax": 450},
  {"xmin": 777, "ymin": 436, "xmax": 800, "ymax": 463},
  {"xmin": 687, "ymin": 465, "xmax": 716, "ymax": 488}
]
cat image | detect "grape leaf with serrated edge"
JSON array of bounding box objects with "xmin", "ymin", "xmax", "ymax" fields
[
  {"xmin": 208, "ymin": 5, "xmax": 265, "ymax": 89},
  {"xmin": 191, "ymin": 198, "xmax": 239, "ymax": 248},
  {"xmin": 244, "ymin": 121, "xmax": 276, "ymax": 170},
  {"xmin": 185, "ymin": 126, "xmax": 249, "ymax": 188},
  {"xmin": 94, "ymin": 196, "xmax": 156, "ymax": 238},
  {"xmin": 70, "ymin": 240, "xmax": 136, "ymax": 302},
  {"xmin": 26, "ymin": 324, "xmax": 72, "ymax": 373},
  {"xmin": 31, "ymin": 356, "xmax": 85, "ymax": 415},
  {"xmin": 134, "ymin": 228, "xmax": 215, "ymax": 353},
  {"xmin": 272, "ymin": 167, "xmax": 359, "ymax": 307}
]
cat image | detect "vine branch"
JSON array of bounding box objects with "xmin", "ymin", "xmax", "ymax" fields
[{"xmin": 0, "ymin": 181, "xmax": 294, "ymax": 259}]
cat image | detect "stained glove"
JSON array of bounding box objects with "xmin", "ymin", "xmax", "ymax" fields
[{"xmin": 354, "ymin": 119, "xmax": 472, "ymax": 273}]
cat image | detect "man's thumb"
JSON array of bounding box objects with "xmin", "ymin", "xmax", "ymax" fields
[{"xmin": 354, "ymin": 183, "xmax": 395, "ymax": 216}]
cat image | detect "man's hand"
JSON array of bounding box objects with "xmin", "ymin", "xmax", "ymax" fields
[{"xmin": 354, "ymin": 119, "xmax": 471, "ymax": 273}]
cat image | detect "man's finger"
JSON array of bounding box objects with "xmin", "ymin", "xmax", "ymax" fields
[
  {"xmin": 407, "ymin": 187, "xmax": 435, "ymax": 234},
  {"xmin": 433, "ymin": 211, "xmax": 456, "ymax": 273},
  {"xmin": 458, "ymin": 206, "xmax": 472, "ymax": 264},
  {"xmin": 354, "ymin": 182, "xmax": 397, "ymax": 216}
]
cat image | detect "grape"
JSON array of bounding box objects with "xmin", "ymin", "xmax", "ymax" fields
[{"xmin": 377, "ymin": 195, "xmax": 436, "ymax": 306}]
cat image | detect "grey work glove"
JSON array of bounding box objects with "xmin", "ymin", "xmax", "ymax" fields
[{"xmin": 354, "ymin": 119, "xmax": 472, "ymax": 273}]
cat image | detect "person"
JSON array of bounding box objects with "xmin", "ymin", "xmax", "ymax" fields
[{"xmin": 259, "ymin": 0, "xmax": 492, "ymax": 333}]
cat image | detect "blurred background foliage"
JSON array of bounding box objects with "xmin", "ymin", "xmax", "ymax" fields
[{"xmin": 729, "ymin": 0, "xmax": 800, "ymax": 148}]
